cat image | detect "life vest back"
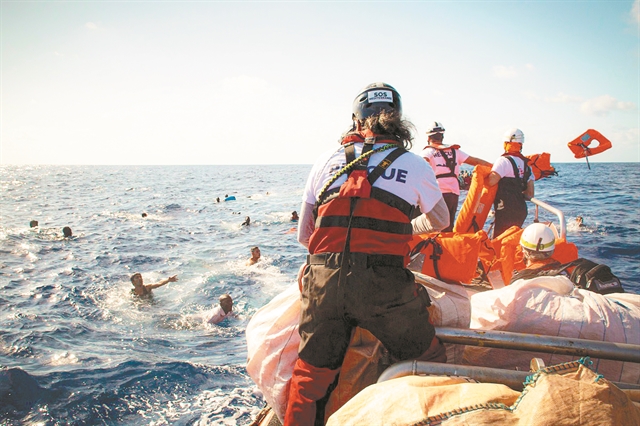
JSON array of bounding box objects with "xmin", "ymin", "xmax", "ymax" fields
[
  {"xmin": 309, "ymin": 137, "xmax": 414, "ymax": 257},
  {"xmin": 453, "ymin": 165, "xmax": 497, "ymax": 233},
  {"xmin": 424, "ymin": 144, "xmax": 461, "ymax": 179},
  {"xmin": 568, "ymin": 129, "xmax": 612, "ymax": 159}
]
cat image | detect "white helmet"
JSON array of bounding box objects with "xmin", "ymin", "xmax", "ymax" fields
[
  {"xmin": 426, "ymin": 121, "xmax": 445, "ymax": 136},
  {"xmin": 503, "ymin": 128, "xmax": 524, "ymax": 144},
  {"xmin": 520, "ymin": 223, "xmax": 556, "ymax": 253}
]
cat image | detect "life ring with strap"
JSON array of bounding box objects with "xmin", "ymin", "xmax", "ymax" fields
[{"xmin": 568, "ymin": 129, "xmax": 612, "ymax": 159}]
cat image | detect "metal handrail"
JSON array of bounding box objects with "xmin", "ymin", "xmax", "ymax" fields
[
  {"xmin": 377, "ymin": 360, "xmax": 640, "ymax": 391},
  {"xmin": 376, "ymin": 327, "xmax": 640, "ymax": 390},
  {"xmin": 530, "ymin": 197, "xmax": 566, "ymax": 240},
  {"xmin": 436, "ymin": 327, "xmax": 640, "ymax": 363}
]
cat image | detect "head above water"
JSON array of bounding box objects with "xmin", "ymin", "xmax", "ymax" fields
[
  {"xmin": 130, "ymin": 272, "xmax": 143, "ymax": 285},
  {"xmin": 30, "ymin": 220, "xmax": 39, "ymax": 228},
  {"xmin": 62, "ymin": 226, "xmax": 73, "ymax": 238},
  {"xmin": 219, "ymin": 293, "xmax": 233, "ymax": 312},
  {"xmin": 250, "ymin": 246, "xmax": 260, "ymax": 257}
]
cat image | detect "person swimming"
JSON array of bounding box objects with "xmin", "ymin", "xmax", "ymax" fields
[
  {"xmin": 130, "ymin": 273, "xmax": 179, "ymax": 296},
  {"xmin": 62, "ymin": 227, "xmax": 73, "ymax": 238},
  {"xmin": 246, "ymin": 247, "xmax": 261, "ymax": 266}
]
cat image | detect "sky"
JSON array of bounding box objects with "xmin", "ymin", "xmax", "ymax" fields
[{"xmin": 1, "ymin": 1, "xmax": 639, "ymax": 165}]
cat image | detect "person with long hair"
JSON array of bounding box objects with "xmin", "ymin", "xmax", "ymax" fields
[{"xmin": 287, "ymin": 83, "xmax": 449, "ymax": 425}]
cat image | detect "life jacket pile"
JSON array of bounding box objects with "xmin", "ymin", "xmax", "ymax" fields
[{"xmin": 308, "ymin": 132, "xmax": 414, "ymax": 259}]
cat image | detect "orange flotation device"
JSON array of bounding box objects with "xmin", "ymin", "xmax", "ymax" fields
[
  {"xmin": 568, "ymin": 129, "xmax": 612, "ymax": 159},
  {"xmin": 453, "ymin": 165, "xmax": 497, "ymax": 234},
  {"xmin": 409, "ymin": 230, "xmax": 490, "ymax": 284},
  {"xmin": 526, "ymin": 152, "xmax": 557, "ymax": 180},
  {"xmin": 491, "ymin": 225, "xmax": 580, "ymax": 285}
]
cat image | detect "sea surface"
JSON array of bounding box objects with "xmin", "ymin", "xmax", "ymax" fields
[{"xmin": 1, "ymin": 163, "xmax": 639, "ymax": 425}]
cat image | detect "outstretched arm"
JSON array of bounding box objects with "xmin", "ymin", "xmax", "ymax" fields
[
  {"xmin": 464, "ymin": 156, "xmax": 492, "ymax": 168},
  {"xmin": 146, "ymin": 275, "xmax": 178, "ymax": 290},
  {"xmin": 486, "ymin": 171, "xmax": 501, "ymax": 187}
]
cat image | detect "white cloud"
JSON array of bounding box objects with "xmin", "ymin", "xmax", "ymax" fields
[
  {"xmin": 546, "ymin": 92, "xmax": 583, "ymax": 103},
  {"xmin": 632, "ymin": 0, "xmax": 640, "ymax": 25},
  {"xmin": 580, "ymin": 95, "xmax": 637, "ymax": 116},
  {"xmin": 85, "ymin": 22, "xmax": 98, "ymax": 30},
  {"xmin": 493, "ymin": 65, "xmax": 517, "ymax": 79}
]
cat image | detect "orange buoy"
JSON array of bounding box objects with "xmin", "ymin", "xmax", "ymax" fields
[{"xmin": 568, "ymin": 129, "xmax": 612, "ymax": 159}]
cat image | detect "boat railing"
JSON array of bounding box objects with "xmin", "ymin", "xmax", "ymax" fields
[
  {"xmin": 530, "ymin": 197, "xmax": 566, "ymax": 240},
  {"xmin": 378, "ymin": 327, "xmax": 640, "ymax": 391}
]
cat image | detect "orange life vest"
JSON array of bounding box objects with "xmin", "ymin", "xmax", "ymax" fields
[
  {"xmin": 526, "ymin": 152, "xmax": 557, "ymax": 180},
  {"xmin": 409, "ymin": 230, "xmax": 490, "ymax": 284},
  {"xmin": 568, "ymin": 129, "xmax": 612, "ymax": 158},
  {"xmin": 309, "ymin": 136, "xmax": 414, "ymax": 257},
  {"xmin": 453, "ymin": 165, "xmax": 497, "ymax": 233}
]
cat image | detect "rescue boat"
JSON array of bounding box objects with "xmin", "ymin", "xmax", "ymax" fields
[{"xmin": 246, "ymin": 186, "xmax": 640, "ymax": 426}]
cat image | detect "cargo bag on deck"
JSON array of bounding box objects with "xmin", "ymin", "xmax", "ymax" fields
[
  {"xmin": 466, "ymin": 275, "xmax": 640, "ymax": 384},
  {"xmin": 326, "ymin": 358, "xmax": 640, "ymax": 426}
]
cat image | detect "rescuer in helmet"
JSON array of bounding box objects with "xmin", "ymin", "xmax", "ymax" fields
[
  {"xmin": 286, "ymin": 83, "xmax": 449, "ymax": 425},
  {"xmin": 509, "ymin": 223, "xmax": 561, "ymax": 283},
  {"xmin": 486, "ymin": 128, "xmax": 535, "ymax": 238},
  {"xmin": 421, "ymin": 121, "xmax": 491, "ymax": 231}
]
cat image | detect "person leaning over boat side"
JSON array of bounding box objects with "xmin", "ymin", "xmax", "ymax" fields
[
  {"xmin": 286, "ymin": 82, "xmax": 449, "ymax": 426},
  {"xmin": 130, "ymin": 272, "xmax": 178, "ymax": 296},
  {"xmin": 510, "ymin": 223, "xmax": 561, "ymax": 283},
  {"xmin": 486, "ymin": 128, "xmax": 534, "ymax": 238},
  {"xmin": 420, "ymin": 121, "xmax": 491, "ymax": 232}
]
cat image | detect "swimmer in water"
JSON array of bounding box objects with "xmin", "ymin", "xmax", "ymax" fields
[
  {"xmin": 575, "ymin": 216, "xmax": 585, "ymax": 227},
  {"xmin": 207, "ymin": 294, "xmax": 236, "ymax": 324},
  {"xmin": 246, "ymin": 246, "xmax": 261, "ymax": 266},
  {"xmin": 130, "ymin": 273, "xmax": 179, "ymax": 296},
  {"xmin": 62, "ymin": 227, "xmax": 73, "ymax": 238}
]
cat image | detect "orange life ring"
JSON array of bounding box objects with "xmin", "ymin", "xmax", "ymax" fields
[
  {"xmin": 453, "ymin": 165, "xmax": 497, "ymax": 234},
  {"xmin": 568, "ymin": 129, "xmax": 612, "ymax": 159}
]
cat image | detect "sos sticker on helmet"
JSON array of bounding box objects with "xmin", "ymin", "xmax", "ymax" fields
[{"xmin": 368, "ymin": 90, "xmax": 393, "ymax": 103}]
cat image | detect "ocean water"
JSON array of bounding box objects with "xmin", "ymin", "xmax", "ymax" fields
[{"xmin": 1, "ymin": 163, "xmax": 638, "ymax": 425}]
